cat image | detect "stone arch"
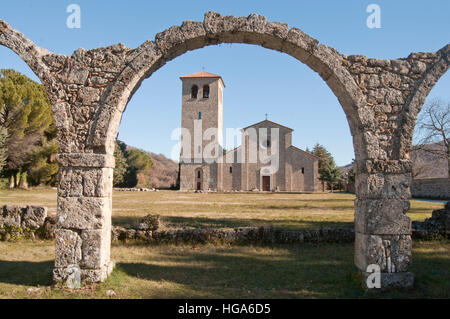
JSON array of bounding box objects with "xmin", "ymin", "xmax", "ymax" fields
[
  {"xmin": 1, "ymin": 12, "xmax": 448, "ymax": 290},
  {"xmin": 87, "ymin": 12, "xmax": 368, "ymax": 158},
  {"xmin": 0, "ymin": 20, "xmax": 54, "ymax": 86},
  {"xmin": 398, "ymin": 44, "xmax": 450, "ymax": 157}
]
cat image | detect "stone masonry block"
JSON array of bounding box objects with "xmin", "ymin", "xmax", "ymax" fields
[
  {"xmin": 355, "ymin": 199, "xmax": 411, "ymax": 234},
  {"xmin": 59, "ymin": 167, "xmax": 112, "ymax": 198},
  {"xmin": 80, "ymin": 228, "xmax": 111, "ymax": 269},
  {"xmin": 57, "ymin": 197, "xmax": 111, "ymax": 230},
  {"xmin": 83, "ymin": 167, "xmax": 113, "ymax": 197},
  {"xmin": 55, "ymin": 229, "xmax": 82, "ymax": 268},
  {"xmin": 21, "ymin": 206, "xmax": 47, "ymax": 230},
  {"xmin": 1, "ymin": 205, "xmax": 22, "ymax": 228},
  {"xmin": 362, "ymin": 271, "xmax": 414, "ymax": 290},
  {"xmin": 56, "ymin": 153, "xmax": 115, "ymax": 168},
  {"xmin": 355, "ymin": 173, "xmax": 411, "ymax": 199},
  {"xmin": 355, "ymin": 233, "xmax": 412, "ymax": 273}
]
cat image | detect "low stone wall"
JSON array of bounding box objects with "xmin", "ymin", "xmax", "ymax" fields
[
  {"xmin": 2, "ymin": 206, "xmax": 449, "ymax": 243},
  {"xmin": 411, "ymin": 178, "xmax": 450, "ymax": 199},
  {"xmin": 412, "ymin": 202, "xmax": 450, "ymax": 240},
  {"xmin": 0, "ymin": 205, "xmax": 55, "ymax": 241},
  {"xmin": 112, "ymin": 225, "xmax": 356, "ymax": 244},
  {"xmin": 114, "ymin": 188, "xmax": 159, "ymax": 192}
]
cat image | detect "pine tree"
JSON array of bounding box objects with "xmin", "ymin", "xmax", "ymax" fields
[
  {"xmin": 311, "ymin": 143, "xmax": 342, "ymax": 191},
  {"xmin": 0, "ymin": 69, "xmax": 57, "ymax": 187},
  {"xmin": 113, "ymin": 140, "xmax": 129, "ymax": 187}
]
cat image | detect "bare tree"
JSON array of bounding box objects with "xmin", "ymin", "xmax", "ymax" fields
[{"xmin": 414, "ymin": 99, "xmax": 450, "ymax": 178}]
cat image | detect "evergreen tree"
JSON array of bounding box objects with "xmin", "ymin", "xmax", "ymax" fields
[
  {"xmin": 0, "ymin": 69, "xmax": 57, "ymax": 187},
  {"xmin": 311, "ymin": 143, "xmax": 342, "ymax": 191},
  {"xmin": 112, "ymin": 141, "xmax": 153, "ymax": 188},
  {"xmin": 113, "ymin": 140, "xmax": 129, "ymax": 187}
]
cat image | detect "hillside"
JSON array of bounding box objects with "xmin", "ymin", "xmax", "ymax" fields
[
  {"xmin": 341, "ymin": 140, "xmax": 448, "ymax": 180},
  {"xmin": 411, "ymin": 141, "xmax": 448, "ymax": 179},
  {"xmin": 124, "ymin": 144, "xmax": 179, "ymax": 189}
]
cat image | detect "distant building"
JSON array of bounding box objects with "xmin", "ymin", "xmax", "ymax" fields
[{"xmin": 179, "ymin": 71, "xmax": 319, "ymax": 192}]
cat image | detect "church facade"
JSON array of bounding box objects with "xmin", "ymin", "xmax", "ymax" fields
[{"xmin": 179, "ymin": 72, "xmax": 319, "ymax": 192}]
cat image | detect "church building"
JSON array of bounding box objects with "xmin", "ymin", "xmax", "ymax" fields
[{"xmin": 178, "ymin": 71, "xmax": 319, "ymax": 192}]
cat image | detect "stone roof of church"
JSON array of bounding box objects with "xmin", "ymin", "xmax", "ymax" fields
[
  {"xmin": 242, "ymin": 119, "xmax": 294, "ymax": 132},
  {"xmin": 180, "ymin": 71, "xmax": 225, "ymax": 87}
]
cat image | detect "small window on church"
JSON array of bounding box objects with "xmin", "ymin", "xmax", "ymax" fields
[
  {"xmin": 191, "ymin": 85, "xmax": 198, "ymax": 99},
  {"xmin": 198, "ymin": 112, "xmax": 202, "ymax": 119},
  {"xmin": 197, "ymin": 171, "xmax": 201, "ymax": 179},
  {"xmin": 302, "ymin": 167, "xmax": 305, "ymax": 174},
  {"xmin": 229, "ymin": 167, "xmax": 232, "ymax": 174},
  {"xmin": 198, "ymin": 146, "xmax": 201, "ymax": 154},
  {"xmin": 203, "ymin": 85, "xmax": 210, "ymax": 98}
]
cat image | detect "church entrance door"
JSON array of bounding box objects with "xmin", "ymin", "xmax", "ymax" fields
[
  {"xmin": 262, "ymin": 176, "xmax": 271, "ymax": 191},
  {"xmin": 197, "ymin": 182, "xmax": 201, "ymax": 190}
]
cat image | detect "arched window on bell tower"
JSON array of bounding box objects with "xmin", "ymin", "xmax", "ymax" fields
[
  {"xmin": 191, "ymin": 85, "xmax": 198, "ymax": 99},
  {"xmin": 203, "ymin": 85, "xmax": 210, "ymax": 98}
]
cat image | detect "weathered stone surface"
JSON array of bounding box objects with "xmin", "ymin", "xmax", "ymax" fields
[
  {"xmin": 21, "ymin": 206, "xmax": 47, "ymax": 230},
  {"xmin": 42, "ymin": 216, "xmax": 56, "ymax": 239},
  {"xmin": 56, "ymin": 153, "xmax": 115, "ymax": 168},
  {"xmin": 53, "ymin": 264, "xmax": 81, "ymax": 288},
  {"xmin": 1, "ymin": 205, "xmax": 22, "ymax": 228},
  {"xmin": 355, "ymin": 233, "xmax": 412, "ymax": 273},
  {"xmin": 362, "ymin": 271, "xmax": 414, "ymax": 290},
  {"xmin": 54, "ymin": 229, "xmax": 82, "ymax": 268},
  {"xmin": 80, "ymin": 228, "xmax": 111, "ymax": 269},
  {"xmin": 57, "ymin": 197, "xmax": 111, "ymax": 230},
  {"xmin": 138, "ymin": 214, "xmax": 161, "ymax": 231},
  {"xmin": 355, "ymin": 199, "xmax": 411, "ymax": 235},
  {"xmin": 58, "ymin": 167, "xmax": 112, "ymax": 197},
  {"xmin": 355, "ymin": 173, "xmax": 411, "ymax": 199},
  {"xmin": 80, "ymin": 260, "xmax": 115, "ymax": 283}
]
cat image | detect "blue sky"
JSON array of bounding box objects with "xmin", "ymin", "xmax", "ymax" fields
[{"xmin": 1, "ymin": 0, "xmax": 449, "ymax": 165}]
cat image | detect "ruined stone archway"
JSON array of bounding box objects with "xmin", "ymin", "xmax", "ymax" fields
[{"xmin": 1, "ymin": 12, "xmax": 449, "ymax": 289}]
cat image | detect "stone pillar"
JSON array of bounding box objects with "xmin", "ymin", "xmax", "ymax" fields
[
  {"xmin": 53, "ymin": 153, "xmax": 115, "ymax": 286},
  {"xmin": 354, "ymin": 160, "xmax": 414, "ymax": 289}
]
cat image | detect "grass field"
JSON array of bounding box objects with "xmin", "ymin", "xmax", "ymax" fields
[
  {"xmin": 0, "ymin": 188, "xmax": 448, "ymax": 299},
  {"xmin": 0, "ymin": 240, "xmax": 449, "ymax": 299},
  {"xmin": 0, "ymin": 188, "xmax": 445, "ymax": 230}
]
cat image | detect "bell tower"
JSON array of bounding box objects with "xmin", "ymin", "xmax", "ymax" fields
[{"xmin": 179, "ymin": 71, "xmax": 225, "ymax": 191}]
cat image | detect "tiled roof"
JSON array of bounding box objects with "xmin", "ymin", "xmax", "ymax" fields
[{"xmin": 180, "ymin": 71, "xmax": 225, "ymax": 87}]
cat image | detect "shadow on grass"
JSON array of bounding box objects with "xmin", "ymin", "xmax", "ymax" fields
[
  {"xmin": 116, "ymin": 243, "xmax": 362, "ymax": 298},
  {"xmin": 0, "ymin": 260, "xmax": 53, "ymax": 286},
  {"xmin": 115, "ymin": 241, "xmax": 450, "ymax": 298},
  {"xmin": 112, "ymin": 215, "xmax": 355, "ymax": 230}
]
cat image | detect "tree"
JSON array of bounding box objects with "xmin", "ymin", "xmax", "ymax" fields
[
  {"xmin": 127, "ymin": 148, "xmax": 153, "ymax": 172},
  {"xmin": 414, "ymin": 99, "xmax": 450, "ymax": 177},
  {"xmin": 321, "ymin": 163, "xmax": 342, "ymax": 192},
  {"xmin": 0, "ymin": 69, "xmax": 56, "ymax": 187},
  {"xmin": 0, "ymin": 126, "xmax": 7, "ymax": 174},
  {"xmin": 310, "ymin": 143, "xmax": 342, "ymax": 191},
  {"xmin": 311, "ymin": 143, "xmax": 333, "ymax": 190},
  {"xmin": 113, "ymin": 140, "xmax": 129, "ymax": 187},
  {"xmin": 112, "ymin": 141, "xmax": 154, "ymax": 188}
]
